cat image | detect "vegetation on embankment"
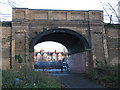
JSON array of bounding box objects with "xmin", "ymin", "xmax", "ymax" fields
[
  {"xmin": 87, "ymin": 64, "xmax": 120, "ymax": 88},
  {"xmin": 0, "ymin": 69, "xmax": 2, "ymax": 89},
  {"xmin": 2, "ymin": 66, "xmax": 64, "ymax": 88}
]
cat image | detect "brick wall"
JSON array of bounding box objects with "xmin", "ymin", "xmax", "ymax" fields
[
  {"xmin": 105, "ymin": 24, "xmax": 120, "ymax": 65},
  {"xmin": 12, "ymin": 22, "xmax": 30, "ymax": 70},
  {"xmin": 1, "ymin": 26, "xmax": 11, "ymax": 70},
  {"xmin": 68, "ymin": 52, "xmax": 86, "ymax": 73}
]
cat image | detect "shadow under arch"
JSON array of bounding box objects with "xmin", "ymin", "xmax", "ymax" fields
[{"xmin": 30, "ymin": 28, "xmax": 90, "ymax": 54}]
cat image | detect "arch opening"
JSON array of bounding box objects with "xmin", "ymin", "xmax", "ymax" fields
[
  {"xmin": 34, "ymin": 41, "xmax": 68, "ymax": 62},
  {"xmin": 30, "ymin": 28, "xmax": 90, "ymax": 73},
  {"xmin": 33, "ymin": 41, "xmax": 69, "ymax": 71},
  {"xmin": 30, "ymin": 28, "xmax": 90, "ymax": 55}
]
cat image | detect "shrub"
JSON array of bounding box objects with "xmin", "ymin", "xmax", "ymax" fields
[
  {"xmin": 88, "ymin": 68, "xmax": 99, "ymax": 80},
  {"xmin": 2, "ymin": 66, "xmax": 63, "ymax": 88},
  {"xmin": 87, "ymin": 64, "xmax": 119, "ymax": 88},
  {"xmin": 0, "ymin": 69, "xmax": 2, "ymax": 88}
]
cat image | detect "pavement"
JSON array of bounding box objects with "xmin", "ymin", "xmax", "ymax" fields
[{"xmin": 48, "ymin": 70, "xmax": 108, "ymax": 88}]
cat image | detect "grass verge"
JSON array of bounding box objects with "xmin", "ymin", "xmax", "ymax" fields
[
  {"xmin": 87, "ymin": 64, "xmax": 119, "ymax": 88},
  {"xmin": 2, "ymin": 66, "xmax": 64, "ymax": 88}
]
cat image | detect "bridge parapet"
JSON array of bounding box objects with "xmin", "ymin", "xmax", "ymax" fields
[{"xmin": 12, "ymin": 8, "xmax": 103, "ymax": 24}]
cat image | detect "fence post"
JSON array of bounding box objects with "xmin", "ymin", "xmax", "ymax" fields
[
  {"xmin": 43, "ymin": 65, "xmax": 44, "ymax": 72},
  {"xmin": 67, "ymin": 66, "xmax": 69, "ymax": 72},
  {"xmin": 61, "ymin": 66, "xmax": 63, "ymax": 72}
]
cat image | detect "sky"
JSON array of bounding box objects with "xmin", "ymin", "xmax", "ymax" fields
[
  {"xmin": 34, "ymin": 41, "xmax": 68, "ymax": 52},
  {"xmin": 27, "ymin": 0, "xmax": 102, "ymax": 10}
]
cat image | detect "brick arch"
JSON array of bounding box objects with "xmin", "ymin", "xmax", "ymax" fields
[{"xmin": 30, "ymin": 28, "xmax": 90, "ymax": 54}]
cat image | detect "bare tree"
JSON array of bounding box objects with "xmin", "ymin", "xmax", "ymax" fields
[
  {"xmin": 0, "ymin": 0, "xmax": 23, "ymax": 21},
  {"xmin": 118, "ymin": 1, "xmax": 120, "ymax": 23},
  {"xmin": 100, "ymin": 0, "xmax": 120, "ymax": 23}
]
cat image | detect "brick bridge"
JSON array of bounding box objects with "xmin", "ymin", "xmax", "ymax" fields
[{"xmin": 1, "ymin": 8, "xmax": 119, "ymax": 73}]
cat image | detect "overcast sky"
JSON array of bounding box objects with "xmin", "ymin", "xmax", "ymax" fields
[
  {"xmin": 0, "ymin": 0, "xmax": 119, "ymax": 23},
  {"xmin": 27, "ymin": 0, "xmax": 102, "ymax": 10},
  {"xmin": 34, "ymin": 41, "xmax": 68, "ymax": 52}
]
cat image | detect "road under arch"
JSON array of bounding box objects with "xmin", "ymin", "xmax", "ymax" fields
[{"xmin": 30, "ymin": 28, "xmax": 91, "ymax": 73}]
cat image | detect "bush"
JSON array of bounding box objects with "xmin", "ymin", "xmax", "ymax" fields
[
  {"xmin": 88, "ymin": 68, "xmax": 99, "ymax": 80},
  {"xmin": 0, "ymin": 69, "xmax": 2, "ymax": 88},
  {"xmin": 87, "ymin": 64, "xmax": 119, "ymax": 88},
  {"xmin": 2, "ymin": 66, "xmax": 63, "ymax": 88}
]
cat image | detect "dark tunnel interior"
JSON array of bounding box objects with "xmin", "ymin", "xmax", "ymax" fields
[{"xmin": 30, "ymin": 28, "xmax": 90, "ymax": 54}]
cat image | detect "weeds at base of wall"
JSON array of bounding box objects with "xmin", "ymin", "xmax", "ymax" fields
[
  {"xmin": 0, "ymin": 69, "xmax": 2, "ymax": 89},
  {"xmin": 87, "ymin": 64, "xmax": 119, "ymax": 88},
  {"xmin": 2, "ymin": 65, "xmax": 63, "ymax": 88}
]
